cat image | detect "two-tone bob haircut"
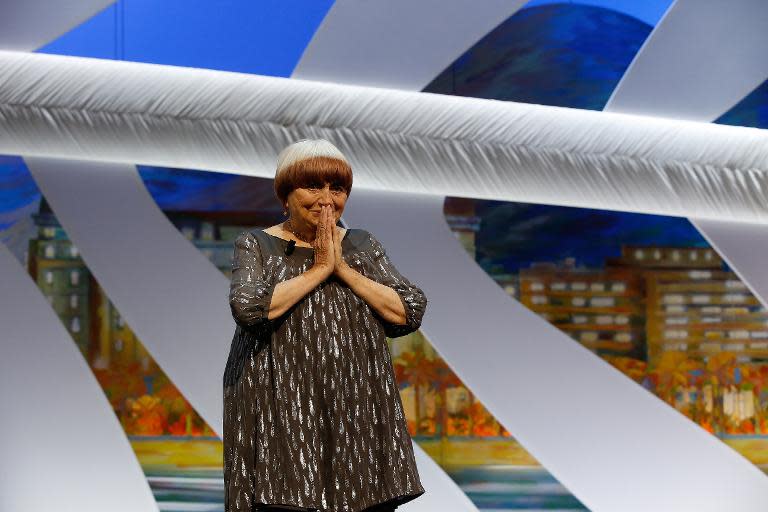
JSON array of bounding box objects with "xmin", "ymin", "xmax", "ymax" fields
[{"xmin": 274, "ymin": 139, "xmax": 353, "ymax": 206}]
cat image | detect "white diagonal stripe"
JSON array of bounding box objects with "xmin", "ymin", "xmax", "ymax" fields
[
  {"xmin": 606, "ymin": 0, "xmax": 768, "ymax": 121},
  {"xmin": 293, "ymin": 0, "xmax": 526, "ymax": 90},
  {"xmin": 0, "ymin": 241, "xmax": 158, "ymax": 511},
  {"xmin": 0, "ymin": 0, "xmax": 114, "ymax": 52},
  {"xmin": 26, "ymin": 157, "xmax": 232, "ymax": 436}
]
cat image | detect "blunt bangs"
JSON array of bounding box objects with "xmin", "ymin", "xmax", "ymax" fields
[{"xmin": 275, "ymin": 155, "xmax": 353, "ymax": 204}]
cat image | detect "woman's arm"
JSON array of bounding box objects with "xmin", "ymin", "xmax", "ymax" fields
[
  {"xmin": 266, "ymin": 267, "xmax": 327, "ymax": 320},
  {"xmin": 336, "ymin": 263, "xmax": 408, "ymax": 325},
  {"xmin": 229, "ymin": 232, "xmax": 327, "ymax": 326},
  {"xmin": 336, "ymin": 231, "xmax": 428, "ymax": 338}
]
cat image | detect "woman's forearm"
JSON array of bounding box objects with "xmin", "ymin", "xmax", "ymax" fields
[
  {"xmin": 266, "ymin": 263, "xmax": 407, "ymax": 325},
  {"xmin": 336, "ymin": 262, "xmax": 407, "ymax": 325},
  {"xmin": 267, "ymin": 266, "xmax": 328, "ymax": 320}
]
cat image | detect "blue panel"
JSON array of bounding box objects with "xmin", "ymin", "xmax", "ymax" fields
[
  {"xmin": 37, "ymin": 0, "xmax": 335, "ymax": 77},
  {"xmin": 424, "ymin": 4, "xmax": 652, "ymax": 111},
  {"xmin": 37, "ymin": 4, "xmax": 117, "ymax": 59},
  {"xmin": 137, "ymin": 167, "xmax": 280, "ymax": 213},
  {"xmin": 0, "ymin": 157, "xmax": 39, "ymax": 219},
  {"xmin": 523, "ymin": 0, "xmax": 673, "ymax": 26},
  {"xmin": 715, "ymin": 77, "xmax": 768, "ymax": 129}
]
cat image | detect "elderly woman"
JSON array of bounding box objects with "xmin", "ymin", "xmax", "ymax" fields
[{"xmin": 223, "ymin": 139, "xmax": 428, "ymax": 512}]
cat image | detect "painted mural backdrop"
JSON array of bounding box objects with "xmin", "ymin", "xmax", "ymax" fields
[
  {"xmin": 424, "ymin": 0, "xmax": 768, "ymax": 508},
  {"xmin": 4, "ymin": 1, "xmax": 768, "ymax": 511},
  {"xmin": 10, "ymin": 158, "xmax": 768, "ymax": 511}
]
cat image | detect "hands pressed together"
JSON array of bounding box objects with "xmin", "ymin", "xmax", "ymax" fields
[
  {"xmin": 311, "ymin": 204, "xmax": 349, "ymax": 280},
  {"xmin": 258, "ymin": 203, "xmax": 408, "ymax": 325}
]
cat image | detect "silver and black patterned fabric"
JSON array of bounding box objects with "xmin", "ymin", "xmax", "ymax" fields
[{"xmin": 224, "ymin": 228, "xmax": 427, "ymax": 512}]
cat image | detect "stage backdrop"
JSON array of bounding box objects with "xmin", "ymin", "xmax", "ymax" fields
[{"xmin": 3, "ymin": 1, "xmax": 768, "ymax": 511}]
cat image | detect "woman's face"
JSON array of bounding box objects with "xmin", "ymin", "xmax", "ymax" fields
[{"xmin": 286, "ymin": 179, "xmax": 349, "ymax": 229}]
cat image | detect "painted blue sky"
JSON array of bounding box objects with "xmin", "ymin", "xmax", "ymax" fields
[
  {"xmin": 0, "ymin": 157, "xmax": 39, "ymax": 229},
  {"xmin": 137, "ymin": 167, "xmax": 280, "ymax": 213},
  {"xmin": 474, "ymin": 201, "xmax": 714, "ymax": 274},
  {"xmin": 522, "ymin": 0, "xmax": 673, "ymax": 26},
  {"xmin": 425, "ymin": 3, "xmax": 653, "ymax": 110},
  {"xmin": 716, "ymin": 77, "xmax": 768, "ymax": 129}
]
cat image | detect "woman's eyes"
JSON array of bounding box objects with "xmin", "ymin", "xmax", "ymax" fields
[{"xmin": 305, "ymin": 183, "xmax": 344, "ymax": 192}]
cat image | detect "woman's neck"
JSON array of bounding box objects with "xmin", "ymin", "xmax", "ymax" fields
[{"xmin": 283, "ymin": 218, "xmax": 315, "ymax": 244}]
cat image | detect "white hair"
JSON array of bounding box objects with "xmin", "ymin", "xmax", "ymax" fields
[{"xmin": 275, "ymin": 138, "xmax": 349, "ymax": 175}]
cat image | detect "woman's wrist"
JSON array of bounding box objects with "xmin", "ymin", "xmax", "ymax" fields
[
  {"xmin": 334, "ymin": 261, "xmax": 355, "ymax": 283},
  {"xmin": 307, "ymin": 263, "xmax": 333, "ymax": 283}
]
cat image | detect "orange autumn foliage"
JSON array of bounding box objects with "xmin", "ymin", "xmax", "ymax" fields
[
  {"xmin": 604, "ymin": 356, "xmax": 647, "ymax": 383},
  {"xmin": 125, "ymin": 395, "xmax": 168, "ymax": 436}
]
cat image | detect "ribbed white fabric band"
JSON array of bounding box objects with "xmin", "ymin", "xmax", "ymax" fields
[{"xmin": 1, "ymin": 50, "xmax": 767, "ymax": 224}]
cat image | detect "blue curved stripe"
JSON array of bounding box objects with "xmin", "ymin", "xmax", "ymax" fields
[
  {"xmin": 0, "ymin": 157, "xmax": 39, "ymax": 215},
  {"xmin": 716, "ymin": 77, "xmax": 768, "ymax": 129},
  {"xmin": 424, "ymin": 4, "xmax": 654, "ymax": 111},
  {"xmin": 523, "ymin": 0, "xmax": 673, "ymax": 26}
]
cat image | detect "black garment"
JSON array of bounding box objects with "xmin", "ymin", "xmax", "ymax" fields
[
  {"xmin": 256, "ymin": 498, "xmax": 398, "ymax": 511},
  {"xmin": 224, "ymin": 228, "xmax": 428, "ymax": 512}
]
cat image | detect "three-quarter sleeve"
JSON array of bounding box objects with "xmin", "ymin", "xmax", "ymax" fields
[
  {"xmin": 366, "ymin": 231, "xmax": 428, "ymax": 338},
  {"xmin": 228, "ymin": 231, "xmax": 276, "ymax": 329}
]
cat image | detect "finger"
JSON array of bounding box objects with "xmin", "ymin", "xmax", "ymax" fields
[
  {"xmin": 318, "ymin": 206, "xmax": 325, "ymax": 239},
  {"xmin": 316, "ymin": 208, "xmax": 326, "ymax": 247},
  {"xmin": 322, "ymin": 206, "xmax": 331, "ymax": 248},
  {"xmin": 316, "ymin": 206, "xmax": 324, "ymax": 232}
]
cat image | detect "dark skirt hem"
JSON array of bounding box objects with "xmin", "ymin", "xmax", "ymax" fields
[
  {"xmin": 252, "ymin": 487, "xmax": 426, "ymax": 512},
  {"xmin": 368, "ymin": 487, "xmax": 426, "ymax": 510}
]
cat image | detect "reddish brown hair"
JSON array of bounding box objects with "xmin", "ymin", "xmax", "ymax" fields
[{"xmin": 274, "ymin": 155, "xmax": 353, "ymax": 205}]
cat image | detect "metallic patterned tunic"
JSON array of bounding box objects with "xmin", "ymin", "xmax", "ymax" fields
[{"xmin": 224, "ymin": 227, "xmax": 427, "ymax": 512}]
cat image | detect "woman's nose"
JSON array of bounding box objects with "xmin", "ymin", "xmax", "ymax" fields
[{"xmin": 319, "ymin": 186, "xmax": 333, "ymax": 204}]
